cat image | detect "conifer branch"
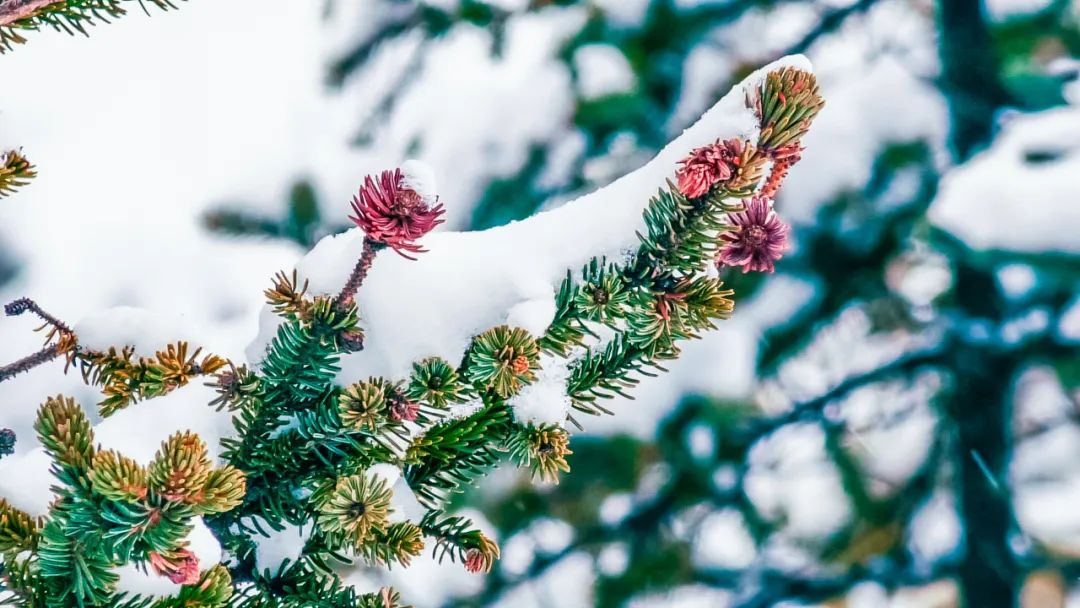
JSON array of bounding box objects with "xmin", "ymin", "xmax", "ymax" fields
[
  {"xmin": 0, "ymin": 64, "xmax": 824, "ymax": 605},
  {"xmin": 0, "ymin": 0, "xmax": 183, "ymax": 53},
  {"xmin": 0, "ymin": 149, "xmax": 36, "ymax": 197}
]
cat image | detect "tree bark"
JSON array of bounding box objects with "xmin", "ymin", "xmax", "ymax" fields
[
  {"xmin": 937, "ymin": 0, "xmax": 1013, "ymax": 160},
  {"xmin": 937, "ymin": 1, "xmax": 1019, "ymax": 606}
]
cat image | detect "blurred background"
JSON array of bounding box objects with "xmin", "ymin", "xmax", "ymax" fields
[{"xmin": 2, "ymin": 0, "xmax": 1080, "ymax": 606}]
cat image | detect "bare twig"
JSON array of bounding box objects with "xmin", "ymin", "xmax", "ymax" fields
[
  {"xmin": 0, "ymin": 297, "xmax": 74, "ymax": 383},
  {"xmin": 0, "ymin": 343, "xmax": 60, "ymax": 382},
  {"xmin": 4, "ymin": 297, "xmax": 72, "ymax": 334}
]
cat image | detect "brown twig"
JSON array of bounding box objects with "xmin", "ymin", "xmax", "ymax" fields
[
  {"xmin": 0, "ymin": 0, "xmax": 58, "ymax": 26},
  {"xmin": 5, "ymin": 297, "xmax": 72, "ymax": 334},
  {"xmin": 0, "ymin": 297, "xmax": 74, "ymax": 383},
  {"xmin": 335, "ymin": 238, "xmax": 382, "ymax": 309},
  {"xmin": 0, "ymin": 343, "xmax": 60, "ymax": 382}
]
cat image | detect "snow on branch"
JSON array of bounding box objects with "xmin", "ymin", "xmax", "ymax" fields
[{"xmin": 0, "ymin": 55, "xmax": 823, "ymax": 606}]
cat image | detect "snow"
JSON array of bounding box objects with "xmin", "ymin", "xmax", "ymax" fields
[
  {"xmin": 930, "ymin": 105, "xmax": 1080, "ymax": 254},
  {"xmin": 1011, "ymin": 368, "xmax": 1080, "ymax": 553},
  {"xmin": 501, "ymin": 517, "xmax": 576, "ymax": 577},
  {"xmin": 377, "ymin": 550, "xmax": 486, "ymax": 605},
  {"xmin": 598, "ymin": 492, "xmax": 633, "ymax": 526},
  {"xmin": 510, "ymin": 354, "xmax": 572, "ymax": 426},
  {"xmin": 985, "ymin": 0, "xmax": 1055, "ymax": 20},
  {"xmin": 703, "ymin": 0, "xmax": 945, "ymax": 224},
  {"xmin": 367, "ymin": 463, "xmax": 427, "ymax": 523},
  {"xmin": 626, "ymin": 585, "xmax": 733, "ymax": 608},
  {"xmin": 339, "ymin": 8, "xmax": 586, "ymax": 228},
  {"xmin": 0, "ymin": 447, "xmax": 54, "ymax": 517},
  {"xmin": 500, "ymin": 532, "xmax": 536, "ymax": 577},
  {"xmin": 596, "ymin": 542, "xmax": 629, "ymax": 575},
  {"xmin": 253, "ymin": 522, "xmax": 312, "ymax": 576},
  {"xmin": 96, "ymin": 383, "xmax": 233, "ymax": 465},
  {"xmin": 591, "ymin": 0, "xmax": 650, "ymax": 27},
  {"xmin": 573, "ymin": 44, "xmax": 636, "ymax": 100},
  {"xmin": 248, "ymin": 56, "xmax": 812, "ymax": 390},
  {"xmin": 1001, "ymin": 307, "xmax": 1052, "ymax": 345},
  {"xmin": 0, "ymin": 0, "xmax": 327, "ymax": 461},
  {"xmin": 399, "ymin": 160, "xmax": 438, "ymax": 205},
  {"xmin": 686, "ymin": 424, "xmax": 715, "ymax": 461},
  {"xmin": 527, "ymin": 517, "xmax": 575, "ymax": 554},
  {"xmin": 74, "ymin": 307, "xmax": 201, "ymax": 358},
  {"xmin": 743, "ymin": 423, "xmax": 852, "ymax": 541},
  {"xmin": 784, "ymin": 56, "xmax": 946, "ymax": 224},
  {"xmin": 309, "ymin": 504, "xmax": 494, "ymax": 603},
  {"xmin": 886, "ymin": 250, "xmax": 953, "ymax": 307},
  {"xmin": 189, "ymin": 518, "xmax": 224, "ymax": 564},
  {"xmin": 692, "ymin": 509, "xmax": 757, "ymax": 570},
  {"xmin": 0, "ymin": 0, "xmax": 1015, "ymax": 601},
  {"xmin": 997, "ymin": 263, "xmax": 1038, "ymax": 300},
  {"xmin": 1059, "ymin": 295, "xmax": 1080, "ymax": 342},
  {"xmin": 756, "ymin": 305, "xmax": 938, "ymax": 414},
  {"xmin": 1013, "ymin": 366, "xmax": 1075, "ymax": 436},
  {"xmin": 336, "ymin": 507, "xmax": 495, "ymax": 606},
  {"xmin": 907, "ymin": 492, "xmax": 961, "ymax": 566},
  {"xmin": 114, "ymin": 563, "xmax": 180, "ymax": 598},
  {"xmin": 493, "ymin": 551, "xmax": 595, "ymax": 608},
  {"xmin": 835, "ymin": 373, "xmax": 941, "ymax": 498}
]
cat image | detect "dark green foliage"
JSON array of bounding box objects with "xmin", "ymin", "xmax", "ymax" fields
[
  {"xmin": 202, "ymin": 181, "xmax": 347, "ymax": 249},
  {"xmin": 0, "ymin": 428, "xmax": 15, "ymax": 457},
  {"xmin": 37, "ymin": 519, "xmax": 117, "ymax": 607},
  {"xmin": 566, "ymin": 333, "xmax": 665, "ymax": 416},
  {"xmin": 406, "ymin": 402, "xmax": 511, "ymax": 507}
]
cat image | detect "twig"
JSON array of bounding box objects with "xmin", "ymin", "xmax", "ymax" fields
[
  {"xmin": 5, "ymin": 297, "xmax": 72, "ymax": 334},
  {"xmin": 0, "ymin": 343, "xmax": 60, "ymax": 382},
  {"xmin": 0, "ymin": 0, "xmax": 56, "ymax": 27},
  {"xmin": 335, "ymin": 238, "xmax": 382, "ymax": 309},
  {"xmin": 0, "ymin": 297, "xmax": 73, "ymax": 383}
]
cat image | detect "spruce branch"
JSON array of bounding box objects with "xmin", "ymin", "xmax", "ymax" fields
[
  {"xmin": 0, "ymin": 0, "xmax": 183, "ymax": 53},
  {"xmin": 0, "ymin": 65, "xmax": 824, "ymax": 604},
  {"xmin": 419, "ymin": 512, "xmax": 499, "ymax": 573},
  {"xmin": 0, "ymin": 497, "xmax": 39, "ymax": 552},
  {"xmin": 74, "ymin": 341, "xmax": 229, "ymax": 415}
]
